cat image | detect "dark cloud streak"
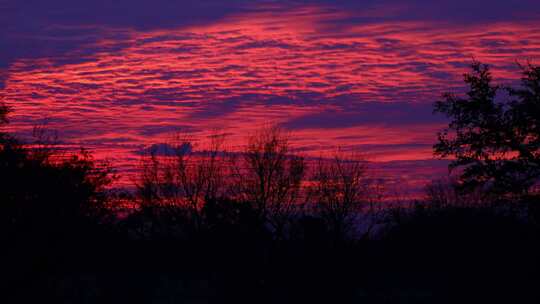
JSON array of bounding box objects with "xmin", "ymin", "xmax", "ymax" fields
[{"xmin": 3, "ymin": 0, "xmax": 540, "ymax": 70}]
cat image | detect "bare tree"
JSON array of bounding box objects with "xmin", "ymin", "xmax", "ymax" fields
[
  {"xmin": 424, "ymin": 177, "xmax": 460, "ymax": 209},
  {"xmin": 137, "ymin": 146, "xmax": 164, "ymax": 208},
  {"xmin": 310, "ymin": 151, "xmax": 371, "ymax": 241},
  {"xmin": 136, "ymin": 132, "xmax": 229, "ymax": 231},
  {"xmin": 425, "ymin": 175, "xmax": 490, "ymax": 209},
  {"xmin": 232, "ymin": 126, "xmax": 305, "ymax": 238}
]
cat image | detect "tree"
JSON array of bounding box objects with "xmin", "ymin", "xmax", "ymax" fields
[
  {"xmin": 434, "ymin": 61, "xmax": 540, "ymax": 196},
  {"xmin": 0, "ymin": 102, "xmax": 11, "ymax": 144},
  {"xmin": 310, "ymin": 151, "xmax": 371, "ymax": 241},
  {"xmin": 424, "ymin": 176, "xmax": 488, "ymax": 209},
  {"xmin": 0, "ymin": 131, "xmax": 114, "ymax": 242},
  {"xmin": 135, "ymin": 132, "xmax": 229, "ymax": 233},
  {"xmin": 506, "ymin": 63, "xmax": 540, "ymax": 194},
  {"xmin": 232, "ymin": 126, "xmax": 305, "ymax": 239},
  {"xmin": 0, "ymin": 102, "xmax": 8, "ymax": 125}
]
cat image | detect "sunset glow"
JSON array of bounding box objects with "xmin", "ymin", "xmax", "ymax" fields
[{"xmin": 2, "ymin": 1, "xmax": 540, "ymax": 191}]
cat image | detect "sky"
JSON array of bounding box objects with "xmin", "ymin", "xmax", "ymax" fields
[{"xmin": 2, "ymin": 0, "xmax": 540, "ymax": 193}]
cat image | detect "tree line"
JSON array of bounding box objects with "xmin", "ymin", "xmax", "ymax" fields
[{"xmin": 133, "ymin": 126, "xmax": 383, "ymax": 241}]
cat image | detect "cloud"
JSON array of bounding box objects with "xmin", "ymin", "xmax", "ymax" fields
[
  {"xmin": 3, "ymin": 0, "xmax": 539, "ymax": 70},
  {"xmin": 0, "ymin": 0, "xmax": 256, "ymax": 70},
  {"xmin": 2, "ymin": 0, "xmax": 540, "ymax": 189},
  {"xmin": 135, "ymin": 142, "xmax": 193, "ymax": 156},
  {"xmin": 282, "ymin": 101, "xmax": 445, "ymax": 130},
  {"xmin": 137, "ymin": 125, "xmax": 198, "ymax": 137}
]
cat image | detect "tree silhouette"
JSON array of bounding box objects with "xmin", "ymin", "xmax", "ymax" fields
[
  {"xmin": 0, "ymin": 105, "xmax": 114, "ymax": 243},
  {"xmin": 135, "ymin": 132, "xmax": 231, "ymax": 237},
  {"xmin": 232, "ymin": 126, "xmax": 305, "ymax": 239},
  {"xmin": 309, "ymin": 151, "xmax": 371, "ymax": 241},
  {"xmin": 506, "ymin": 64, "xmax": 540, "ymax": 194},
  {"xmin": 0, "ymin": 102, "xmax": 11, "ymax": 145},
  {"xmin": 424, "ymin": 176, "xmax": 489, "ymax": 209},
  {"xmin": 0, "ymin": 102, "xmax": 8, "ymax": 125},
  {"xmin": 434, "ymin": 61, "xmax": 540, "ymax": 197}
]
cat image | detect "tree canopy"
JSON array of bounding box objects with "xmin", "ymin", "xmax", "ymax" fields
[
  {"xmin": 434, "ymin": 62, "xmax": 540, "ymax": 196},
  {"xmin": 0, "ymin": 102, "xmax": 114, "ymax": 242}
]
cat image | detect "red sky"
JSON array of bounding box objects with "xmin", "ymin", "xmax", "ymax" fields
[{"xmin": 2, "ymin": 1, "xmax": 540, "ymax": 194}]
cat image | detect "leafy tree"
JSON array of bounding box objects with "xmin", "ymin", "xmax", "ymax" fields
[
  {"xmin": 0, "ymin": 106, "xmax": 114, "ymax": 242},
  {"xmin": 434, "ymin": 61, "xmax": 540, "ymax": 196},
  {"xmin": 506, "ymin": 64, "xmax": 540, "ymax": 193},
  {"xmin": 0, "ymin": 102, "xmax": 11, "ymax": 144},
  {"xmin": 0, "ymin": 102, "xmax": 8, "ymax": 125}
]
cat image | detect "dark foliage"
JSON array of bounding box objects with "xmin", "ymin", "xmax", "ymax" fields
[
  {"xmin": 435, "ymin": 62, "xmax": 540, "ymax": 196},
  {"xmin": 0, "ymin": 143, "xmax": 113, "ymax": 242},
  {"xmin": 0, "ymin": 104, "xmax": 116, "ymax": 303},
  {"xmin": 0, "ymin": 103, "xmax": 9, "ymax": 125},
  {"xmin": 383, "ymin": 202, "xmax": 539, "ymax": 303}
]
